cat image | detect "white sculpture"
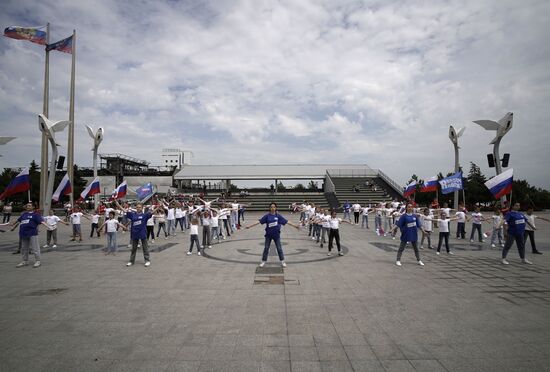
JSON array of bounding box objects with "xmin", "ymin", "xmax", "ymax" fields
[
  {"xmin": 85, "ymin": 125, "xmax": 104, "ymax": 209},
  {"xmin": 39, "ymin": 114, "xmax": 69, "ymax": 214},
  {"xmin": 448, "ymin": 125, "xmax": 465, "ymax": 211}
]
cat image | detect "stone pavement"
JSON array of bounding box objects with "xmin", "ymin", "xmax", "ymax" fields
[{"xmin": 0, "ymin": 211, "xmax": 549, "ymax": 372}]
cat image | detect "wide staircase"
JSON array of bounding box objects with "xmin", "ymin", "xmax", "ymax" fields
[
  {"xmin": 230, "ymin": 191, "xmax": 330, "ymax": 212},
  {"xmin": 330, "ymin": 176, "xmax": 394, "ymax": 207}
]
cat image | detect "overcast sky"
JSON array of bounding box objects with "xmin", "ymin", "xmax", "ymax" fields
[{"xmin": 1, "ymin": 0, "xmax": 550, "ymax": 189}]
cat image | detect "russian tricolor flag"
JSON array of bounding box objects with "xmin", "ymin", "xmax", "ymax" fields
[
  {"xmin": 110, "ymin": 181, "xmax": 127, "ymax": 201},
  {"xmin": 0, "ymin": 168, "xmax": 30, "ymax": 200},
  {"xmin": 485, "ymin": 168, "xmax": 513, "ymax": 199},
  {"xmin": 403, "ymin": 181, "xmax": 417, "ymax": 198},
  {"xmin": 79, "ymin": 177, "xmax": 101, "ymax": 201},
  {"xmin": 420, "ymin": 176, "xmax": 438, "ymax": 193},
  {"xmin": 52, "ymin": 173, "xmax": 72, "ymax": 202}
]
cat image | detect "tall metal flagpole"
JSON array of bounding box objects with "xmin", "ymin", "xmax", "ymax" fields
[
  {"xmin": 40, "ymin": 23, "xmax": 50, "ymax": 211},
  {"xmin": 68, "ymin": 30, "xmax": 76, "ymax": 206}
]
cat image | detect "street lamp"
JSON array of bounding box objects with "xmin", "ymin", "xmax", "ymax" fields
[
  {"xmin": 448, "ymin": 125, "xmax": 465, "ymax": 211},
  {"xmin": 85, "ymin": 125, "xmax": 104, "ymax": 209},
  {"xmin": 38, "ymin": 114, "xmax": 69, "ymax": 215}
]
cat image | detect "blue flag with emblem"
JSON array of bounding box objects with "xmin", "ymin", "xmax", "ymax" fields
[
  {"xmin": 439, "ymin": 172, "xmax": 463, "ymax": 194},
  {"xmin": 135, "ymin": 182, "xmax": 154, "ymax": 202}
]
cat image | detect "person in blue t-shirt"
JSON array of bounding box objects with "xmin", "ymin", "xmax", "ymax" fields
[
  {"xmin": 342, "ymin": 201, "xmax": 351, "ymax": 223},
  {"xmin": 9, "ymin": 202, "xmax": 50, "ymax": 268},
  {"xmin": 116, "ymin": 201, "xmax": 162, "ymax": 267},
  {"xmin": 501, "ymin": 202, "xmax": 535, "ymax": 265},
  {"xmin": 245, "ymin": 202, "xmax": 300, "ymax": 268},
  {"xmin": 395, "ymin": 204, "xmax": 425, "ymax": 267}
]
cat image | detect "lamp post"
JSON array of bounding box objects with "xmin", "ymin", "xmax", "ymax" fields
[
  {"xmin": 38, "ymin": 114, "xmax": 69, "ymax": 215},
  {"xmin": 473, "ymin": 112, "xmax": 513, "ymax": 203},
  {"xmin": 85, "ymin": 125, "xmax": 104, "ymax": 210},
  {"xmin": 448, "ymin": 125, "xmax": 465, "ymax": 211}
]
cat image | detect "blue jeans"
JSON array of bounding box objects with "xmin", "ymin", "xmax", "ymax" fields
[
  {"xmin": 361, "ymin": 215, "xmax": 369, "ymax": 228},
  {"xmin": 107, "ymin": 232, "xmax": 117, "ymax": 252},
  {"xmin": 262, "ymin": 236, "xmax": 284, "ymax": 262}
]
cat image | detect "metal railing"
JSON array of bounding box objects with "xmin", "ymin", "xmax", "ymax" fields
[
  {"xmin": 326, "ymin": 168, "xmax": 403, "ymax": 196},
  {"xmin": 324, "ymin": 172, "xmax": 335, "ymax": 193},
  {"xmin": 376, "ymin": 169, "xmax": 404, "ymax": 196}
]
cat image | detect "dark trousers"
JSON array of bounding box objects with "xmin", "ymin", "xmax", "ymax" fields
[
  {"xmin": 156, "ymin": 222, "xmax": 167, "ymax": 237},
  {"xmin": 354, "ymin": 212, "xmax": 360, "ymax": 224},
  {"xmin": 129, "ymin": 239, "xmax": 150, "ymax": 263},
  {"xmin": 328, "ymin": 228, "xmax": 341, "ymax": 252},
  {"xmin": 524, "ymin": 230, "xmax": 538, "ymax": 253},
  {"xmin": 437, "ymin": 232, "xmax": 450, "ymax": 253},
  {"xmin": 176, "ymin": 217, "xmax": 185, "ymax": 231},
  {"xmin": 502, "ymin": 234, "xmax": 525, "ymax": 259},
  {"xmin": 146, "ymin": 225, "xmax": 154, "ymax": 240},
  {"xmin": 189, "ymin": 235, "xmax": 201, "ymax": 252},
  {"xmin": 397, "ymin": 241, "xmax": 420, "ymax": 261},
  {"xmin": 262, "ymin": 236, "xmax": 284, "ymax": 261},
  {"xmin": 3, "ymin": 213, "xmax": 11, "ymax": 223},
  {"xmin": 90, "ymin": 223, "xmax": 100, "ymax": 238},
  {"xmin": 222, "ymin": 220, "xmax": 231, "ymax": 236},
  {"xmin": 202, "ymin": 226, "xmax": 211, "ymax": 246},
  {"xmin": 456, "ymin": 222, "xmax": 466, "ymax": 239},
  {"xmin": 470, "ymin": 223, "xmax": 482, "ymax": 242}
]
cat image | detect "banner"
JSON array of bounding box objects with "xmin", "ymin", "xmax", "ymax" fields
[
  {"xmin": 439, "ymin": 172, "xmax": 463, "ymax": 195},
  {"xmin": 485, "ymin": 168, "xmax": 513, "ymax": 199}
]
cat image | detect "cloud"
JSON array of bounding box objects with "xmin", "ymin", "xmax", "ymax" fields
[{"xmin": 1, "ymin": 0, "xmax": 549, "ymax": 189}]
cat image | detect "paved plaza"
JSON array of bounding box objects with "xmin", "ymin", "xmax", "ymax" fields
[{"xmin": 1, "ymin": 211, "xmax": 550, "ymax": 372}]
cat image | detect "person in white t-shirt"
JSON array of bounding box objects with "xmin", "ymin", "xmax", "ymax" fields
[
  {"xmin": 419, "ymin": 208, "xmax": 434, "ymax": 249},
  {"xmin": 433, "ymin": 211, "xmax": 459, "ymax": 255},
  {"xmin": 98, "ymin": 211, "xmax": 127, "ymax": 255},
  {"xmin": 43, "ymin": 212, "xmax": 69, "ymax": 249},
  {"xmin": 201, "ymin": 210, "xmax": 212, "ymax": 249},
  {"xmin": 319, "ymin": 210, "xmax": 331, "ymax": 248},
  {"xmin": 524, "ymin": 207, "xmax": 549, "ymax": 255},
  {"xmin": 69, "ymin": 208, "xmax": 89, "ymax": 242},
  {"xmin": 146, "ymin": 210, "xmax": 155, "ymax": 244},
  {"xmin": 455, "ymin": 205, "xmax": 468, "ymax": 239},
  {"xmin": 469, "ymin": 206, "xmax": 486, "ymax": 243},
  {"xmin": 90, "ymin": 212, "xmax": 101, "ymax": 239},
  {"xmin": 210, "ymin": 209, "xmax": 220, "ymax": 244},
  {"xmin": 490, "ymin": 208, "xmax": 504, "ymax": 248},
  {"xmin": 327, "ymin": 210, "xmax": 351, "ymax": 256},
  {"xmin": 187, "ymin": 219, "xmax": 201, "ymax": 255},
  {"xmin": 360, "ymin": 205, "xmax": 372, "ymax": 229},
  {"xmin": 351, "ymin": 202, "xmax": 361, "ymax": 224}
]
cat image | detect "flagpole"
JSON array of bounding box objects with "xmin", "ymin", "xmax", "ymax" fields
[
  {"xmin": 40, "ymin": 23, "xmax": 50, "ymax": 210},
  {"xmin": 67, "ymin": 30, "xmax": 76, "ymax": 207}
]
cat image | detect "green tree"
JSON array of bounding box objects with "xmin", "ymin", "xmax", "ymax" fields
[{"xmin": 465, "ymin": 162, "xmax": 491, "ymax": 205}]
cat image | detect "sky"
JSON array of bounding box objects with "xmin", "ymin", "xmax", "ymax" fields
[{"xmin": 1, "ymin": 0, "xmax": 550, "ymax": 189}]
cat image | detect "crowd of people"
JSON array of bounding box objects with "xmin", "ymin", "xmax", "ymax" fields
[{"xmin": 3, "ymin": 195, "xmax": 548, "ymax": 269}]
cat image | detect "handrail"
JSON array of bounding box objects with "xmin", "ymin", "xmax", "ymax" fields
[
  {"xmin": 377, "ymin": 169, "xmax": 403, "ymax": 196},
  {"xmin": 326, "ymin": 168, "xmax": 403, "ymax": 196},
  {"xmin": 324, "ymin": 171, "xmax": 335, "ymax": 193}
]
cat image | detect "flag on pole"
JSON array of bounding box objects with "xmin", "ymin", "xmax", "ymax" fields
[
  {"xmin": 439, "ymin": 172, "xmax": 463, "ymax": 194},
  {"xmin": 0, "ymin": 168, "xmax": 30, "ymax": 200},
  {"xmin": 78, "ymin": 177, "xmax": 100, "ymax": 201},
  {"xmin": 109, "ymin": 181, "xmax": 127, "ymax": 201},
  {"xmin": 136, "ymin": 182, "xmax": 154, "ymax": 203},
  {"xmin": 52, "ymin": 173, "xmax": 72, "ymax": 202},
  {"xmin": 420, "ymin": 176, "xmax": 438, "ymax": 193},
  {"xmin": 46, "ymin": 35, "xmax": 73, "ymax": 54},
  {"xmin": 485, "ymin": 168, "xmax": 513, "ymax": 199},
  {"xmin": 3, "ymin": 26, "xmax": 47, "ymax": 45},
  {"xmin": 403, "ymin": 181, "xmax": 417, "ymax": 198}
]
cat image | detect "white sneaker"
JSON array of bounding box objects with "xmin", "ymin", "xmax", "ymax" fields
[
  {"xmin": 52, "ymin": 244, "xmax": 57, "ymax": 249},
  {"xmin": 16, "ymin": 261, "xmax": 28, "ymax": 268},
  {"xmin": 502, "ymin": 259, "xmax": 510, "ymax": 265},
  {"xmin": 128, "ymin": 244, "xmax": 132, "ymax": 248},
  {"xmin": 165, "ymin": 237, "xmax": 168, "ymax": 240},
  {"xmin": 448, "ymin": 251, "xmax": 454, "ymax": 255},
  {"xmin": 198, "ymin": 251, "xmax": 201, "ymax": 256},
  {"xmin": 187, "ymin": 251, "xmax": 192, "ymax": 255},
  {"xmin": 392, "ymin": 237, "xmax": 395, "ymax": 240},
  {"xmin": 208, "ymin": 246, "xmax": 212, "ymax": 249},
  {"xmin": 338, "ymin": 252, "xmax": 344, "ymax": 256},
  {"xmin": 33, "ymin": 261, "xmax": 41, "ymax": 268},
  {"xmin": 281, "ymin": 261, "xmax": 287, "ymax": 268},
  {"xmin": 151, "ymin": 240, "xmax": 155, "ymax": 244},
  {"xmin": 491, "ymin": 244, "xmax": 496, "ymax": 248},
  {"xmin": 126, "ymin": 262, "xmax": 133, "ymax": 267},
  {"xmin": 420, "ymin": 245, "xmax": 424, "ymax": 249},
  {"xmin": 418, "ymin": 260, "xmax": 424, "ymax": 266},
  {"xmin": 200, "ymin": 245, "xmax": 204, "ymax": 248},
  {"xmin": 395, "ymin": 261, "xmax": 402, "ymax": 266},
  {"xmin": 327, "ymin": 252, "xmax": 332, "ymax": 256},
  {"xmin": 470, "ymin": 239, "xmax": 474, "ymax": 243},
  {"xmin": 522, "ymin": 259, "xmax": 533, "ymax": 265},
  {"xmin": 144, "ymin": 261, "xmax": 151, "ymax": 267},
  {"xmin": 436, "ymin": 252, "xmax": 440, "ymax": 255},
  {"xmin": 259, "ymin": 261, "xmax": 266, "ymax": 267},
  {"xmin": 42, "ymin": 244, "xmax": 49, "ymax": 248}
]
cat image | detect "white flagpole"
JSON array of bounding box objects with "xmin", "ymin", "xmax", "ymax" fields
[
  {"xmin": 39, "ymin": 23, "xmax": 50, "ymax": 212},
  {"xmin": 68, "ymin": 30, "xmax": 76, "ymax": 206}
]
